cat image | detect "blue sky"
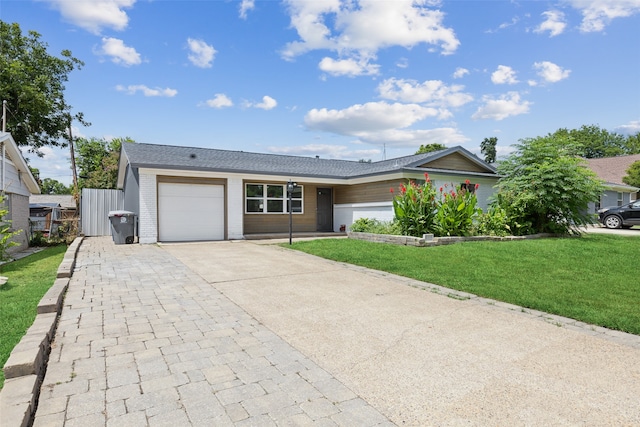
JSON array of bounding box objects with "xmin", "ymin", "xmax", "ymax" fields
[{"xmin": 2, "ymin": 0, "xmax": 640, "ymax": 186}]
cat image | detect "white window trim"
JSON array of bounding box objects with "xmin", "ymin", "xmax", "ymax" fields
[{"xmin": 245, "ymin": 183, "xmax": 304, "ymax": 214}]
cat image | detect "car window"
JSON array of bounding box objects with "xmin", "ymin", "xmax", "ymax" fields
[{"xmin": 633, "ymin": 201, "xmax": 640, "ymax": 208}]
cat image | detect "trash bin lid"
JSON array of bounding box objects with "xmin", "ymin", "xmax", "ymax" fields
[{"xmin": 108, "ymin": 210, "xmax": 135, "ymax": 217}]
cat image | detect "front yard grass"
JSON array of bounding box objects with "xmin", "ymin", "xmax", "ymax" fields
[
  {"xmin": 288, "ymin": 234, "xmax": 640, "ymax": 335},
  {"xmin": 0, "ymin": 245, "xmax": 67, "ymax": 389}
]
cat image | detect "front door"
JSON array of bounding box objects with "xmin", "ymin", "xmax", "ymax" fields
[{"xmin": 317, "ymin": 188, "xmax": 333, "ymax": 232}]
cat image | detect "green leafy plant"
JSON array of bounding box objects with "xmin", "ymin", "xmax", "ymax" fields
[
  {"xmin": 0, "ymin": 196, "xmax": 20, "ymax": 261},
  {"xmin": 434, "ymin": 181, "xmax": 482, "ymax": 237},
  {"xmin": 496, "ymin": 135, "xmax": 605, "ymax": 235},
  {"xmin": 392, "ymin": 173, "xmax": 438, "ymax": 237},
  {"xmin": 350, "ymin": 218, "xmax": 401, "ymax": 235}
]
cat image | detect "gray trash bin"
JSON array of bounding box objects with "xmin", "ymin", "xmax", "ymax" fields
[{"xmin": 108, "ymin": 210, "xmax": 136, "ymax": 244}]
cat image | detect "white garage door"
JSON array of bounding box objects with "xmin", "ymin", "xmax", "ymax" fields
[{"xmin": 158, "ymin": 183, "xmax": 225, "ymax": 242}]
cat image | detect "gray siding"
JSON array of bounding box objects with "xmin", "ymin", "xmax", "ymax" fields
[{"xmin": 123, "ymin": 165, "xmax": 140, "ymax": 215}]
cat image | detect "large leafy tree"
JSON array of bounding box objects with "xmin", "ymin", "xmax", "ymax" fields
[
  {"xmin": 495, "ymin": 135, "xmax": 605, "ymax": 235},
  {"xmin": 549, "ymin": 125, "xmax": 639, "ymax": 158},
  {"xmin": 480, "ymin": 137, "xmax": 497, "ymax": 163},
  {"xmin": 75, "ymin": 137, "xmax": 133, "ymax": 189},
  {"xmin": 415, "ymin": 143, "xmax": 446, "ymax": 154},
  {"xmin": 0, "ymin": 21, "xmax": 88, "ymax": 152},
  {"xmin": 41, "ymin": 178, "xmax": 72, "ymax": 194},
  {"xmin": 622, "ymin": 161, "xmax": 640, "ymax": 189}
]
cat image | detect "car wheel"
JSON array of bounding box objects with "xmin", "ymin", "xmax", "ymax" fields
[{"xmin": 604, "ymin": 215, "xmax": 622, "ymax": 229}]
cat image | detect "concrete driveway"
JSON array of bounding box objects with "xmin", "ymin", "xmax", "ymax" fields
[{"xmin": 164, "ymin": 240, "xmax": 640, "ymax": 426}]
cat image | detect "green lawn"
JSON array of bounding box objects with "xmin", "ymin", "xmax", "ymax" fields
[
  {"xmin": 288, "ymin": 234, "xmax": 640, "ymax": 335},
  {"xmin": 0, "ymin": 245, "xmax": 67, "ymax": 389}
]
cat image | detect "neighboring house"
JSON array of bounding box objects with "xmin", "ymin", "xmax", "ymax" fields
[
  {"xmin": 0, "ymin": 132, "xmax": 41, "ymax": 252},
  {"xmin": 117, "ymin": 142, "xmax": 499, "ymax": 243},
  {"xmin": 29, "ymin": 194, "xmax": 77, "ymax": 236},
  {"xmin": 585, "ymin": 154, "xmax": 640, "ymax": 212}
]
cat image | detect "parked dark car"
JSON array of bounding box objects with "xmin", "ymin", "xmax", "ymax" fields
[{"xmin": 598, "ymin": 200, "xmax": 640, "ymax": 228}]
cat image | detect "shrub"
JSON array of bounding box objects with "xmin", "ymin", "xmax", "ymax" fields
[
  {"xmin": 434, "ymin": 181, "xmax": 482, "ymax": 237},
  {"xmin": 0, "ymin": 196, "xmax": 20, "ymax": 261},
  {"xmin": 496, "ymin": 135, "xmax": 605, "ymax": 235},
  {"xmin": 391, "ymin": 173, "xmax": 437, "ymax": 237},
  {"xmin": 350, "ymin": 218, "xmax": 401, "ymax": 235}
]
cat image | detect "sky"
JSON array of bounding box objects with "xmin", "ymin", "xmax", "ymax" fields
[{"xmin": 2, "ymin": 0, "xmax": 640, "ymax": 186}]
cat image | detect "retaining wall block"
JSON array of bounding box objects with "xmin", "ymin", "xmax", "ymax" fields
[{"xmin": 0, "ymin": 375, "xmax": 40, "ymax": 427}]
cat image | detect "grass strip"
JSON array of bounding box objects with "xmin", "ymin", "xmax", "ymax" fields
[
  {"xmin": 288, "ymin": 234, "xmax": 640, "ymax": 335},
  {"xmin": 0, "ymin": 245, "xmax": 67, "ymax": 389}
]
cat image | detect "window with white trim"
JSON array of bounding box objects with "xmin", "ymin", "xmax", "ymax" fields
[{"xmin": 245, "ymin": 183, "xmax": 303, "ymax": 214}]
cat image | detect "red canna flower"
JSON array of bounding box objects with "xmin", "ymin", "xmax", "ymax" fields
[
  {"xmin": 465, "ymin": 179, "xmax": 470, "ymax": 185},
  {"xmin": 475, "ymin": 183, "xmax": 480, "ymax": 190},
  {"xmin": 400, "ymin": 183, "xmax": 406, "ymax": 194},
  {"xmin": 439, "ymin": 187, "xmax": 443, "ymax": 192},
  {"xmin": 390, "ymin": 188, "xmax": 394, "ymax": 193}
]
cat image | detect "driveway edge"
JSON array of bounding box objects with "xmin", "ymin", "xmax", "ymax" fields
[{"xmin": 0, "ymin": 237, "xmax": 84, "ymax": 427}]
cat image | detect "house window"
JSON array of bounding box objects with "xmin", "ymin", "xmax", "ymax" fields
[
  {"xmin": 245, "ymin": 183, "xmax": 303, "ymax": 214},
  {"xmin": 617, "ymin": 192, "xmax": 624, "ymax": 207},
  {"xmin": 460, "ymin": 182, "xmax": 477, "ymax": 194}
]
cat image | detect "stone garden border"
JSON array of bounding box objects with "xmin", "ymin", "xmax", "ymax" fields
[
  {"xmin": 348, "ymin": 231, "xmax": 557, "ymax": 246},
  {"xmin": 0, "ymin": 237, "xmax": 83, "ymax": 427}
]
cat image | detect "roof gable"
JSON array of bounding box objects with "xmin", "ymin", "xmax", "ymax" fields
[
  {"xmin": 0, "ymin": 132, "xmax": 40, "ymax": 194},
  {"xmin": 417, "ymin": 151, "xmax": 490, "ymax": 173}
]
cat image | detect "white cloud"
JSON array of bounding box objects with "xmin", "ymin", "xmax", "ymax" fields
[
  {"xmin": 267, "ymin": 144, "xmax": 380, "ymax": 160},
  {"xmin": 203, "ymin": 94, "xmax": 233, "ymax": 108},
  {"xmin": 116, "ymin": 85, "xmax": 177, "ymax": 97},
  {"xmin": 254, "ymin": 96, "xmax": 278, "ymax": 110},
  {"xmin": 472, "ymin": 92, "xmax": 531, "ymax": 121},
  {"xmin": 281, "ymin": 0, "xmax": 459, "ymax": 76},
  {"xmin": 239, "ymin": 0, "xmax": 255, "ymax": 19},
  {"xmin": 96, "ymin": 37, "xmax": 141, "ymax": 66},
  {"xmin": 534, "ymin": 10, "xmax": 567, "ymax": 37},
  {"xmin": 319, "ymin": 57, "xmax": 380, "ymax": 77},
  {"xmin": 485, "ymin": 16, "xmax": 520, "ymax": 34},
  {"xmin": 533, "ymin": 61, "xmax": 571, "ymax": 83},
  {"xmin": 44, "ymin": 0, "xmax": 135, "ymax": 34},
  {"xmin": 187, "ymin": 38, "xmax": 216, "ymax": 68},
  {"xmin": 491, "ymin": 65, "xmax": 519, "ymax": 85},
  {"xmin": 302, "ymin": 101, "xmax": 468, "ymax": 147},
  {"xmin": 452, "ymin": 67, "xmax": 469, "ymax": 79},
  {"xmin": 305, "ymin": 102, "xmax": 438, "ymax": 134},
  {"xmin": 569, "ymin": 0, "xmax": 640, "ymax": 32},
  {"xmin": 378, "ymin": 78, "xmax": 473, "ymax": 113},
  {"xmin": 616, "ymin": 120, "xmax": 640, "ymax": 135}
]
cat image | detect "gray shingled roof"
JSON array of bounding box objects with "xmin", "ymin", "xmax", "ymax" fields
[{"xmin": 121, "ymin": 142, "xmax": 495, "ymax": 179}]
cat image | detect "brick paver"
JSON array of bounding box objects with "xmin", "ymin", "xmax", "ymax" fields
[{"xmin": 33, "ymin": 237, "xmax": 392, "ymax": 426}]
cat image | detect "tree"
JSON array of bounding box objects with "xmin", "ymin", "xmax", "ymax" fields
[
  {"xmin": 549, "ymin": 125, "xmax": 633, "ymax": 158},
  {"xmin": 415, "ymin": 143, "xmax": 446, "ymax": 154},
  {"xmin": 41, "ymin": 178, "xmax": 72, "ymax": 194},
  {"xmin": 75, "ymin": 137, "xmax": 133, "ymax": 189},
  {"xmin": 622, "ymin": 161, "xmax": 640, "ymax": 189},
  {"xmin": 0, "ymin": 21, "xmax": 88, "ymax": 153},
  {"xmin": 480, "ymin": 137, "xmax": 497, "ymax": 163},
  {"xmin": 494, "ymin": 135, "xmax": 605, "ymax": 235}
]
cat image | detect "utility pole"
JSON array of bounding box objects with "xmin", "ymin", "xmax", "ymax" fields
[{"xmin": 68, "ymin": 116, "xmax": 79, "ymax": 209}]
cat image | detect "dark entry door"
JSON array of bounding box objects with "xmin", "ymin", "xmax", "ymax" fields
[{"xmin": 317, "ymin": 188, "xmax": 333, "ymax": 232}]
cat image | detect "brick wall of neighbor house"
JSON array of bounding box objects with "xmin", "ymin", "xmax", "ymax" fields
[
  {"xmin": 7, "ymin": 193, "xmax": 29, "ymax": 253},
  {"xmin": 243, "ymin": 182, "xmax": 319, "ymax": 234},
  {"xmin": 138, "ymin": 173, "xmax": 158, "ymax": 244}
]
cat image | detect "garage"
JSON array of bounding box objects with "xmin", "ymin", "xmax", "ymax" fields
[{"xmin": 158, "ymin": 182, "xmax": 225, "ymax": 242}]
